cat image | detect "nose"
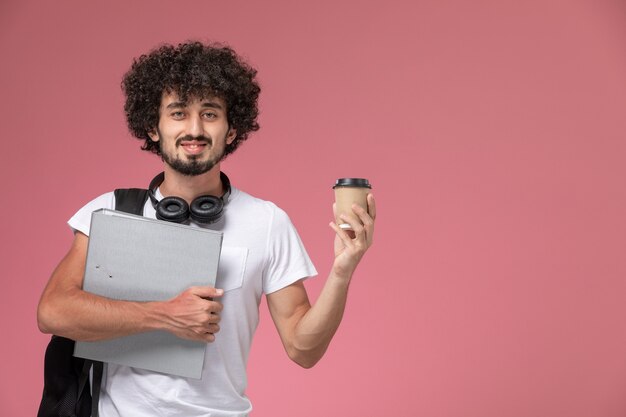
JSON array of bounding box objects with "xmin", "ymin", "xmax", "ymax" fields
[{"xmin": 187, "ymin": 114, "xmax": 203, "ymax": 138}]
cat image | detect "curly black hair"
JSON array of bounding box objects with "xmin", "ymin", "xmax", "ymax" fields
[{"xmin": 122, "ymin": 41, "xmax": 260, "ymax": 157}]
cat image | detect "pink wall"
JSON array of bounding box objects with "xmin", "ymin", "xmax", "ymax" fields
[{"xmin": 2, "ymin": 0, "xmax": 626, "ymax": 415}]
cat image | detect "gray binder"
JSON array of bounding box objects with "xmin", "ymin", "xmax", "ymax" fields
[{"xmin": 74, "ymin": 209, "xmax": 223, "ymax": 379}]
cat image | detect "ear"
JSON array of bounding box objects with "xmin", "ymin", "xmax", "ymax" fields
[
  {"xmin": 226, "ymin": 127, "xmax": 237, "ymax": 144},
  {"xmin": 148, "ymin": 129, "xmax": 159, "ymax": 142}
]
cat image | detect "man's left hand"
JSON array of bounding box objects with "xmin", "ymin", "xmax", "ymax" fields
[{"xmin": 329, "ymin": 193, "xmax": 376, "ymax": 279}]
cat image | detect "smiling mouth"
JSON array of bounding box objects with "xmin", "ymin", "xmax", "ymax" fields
[{"xmin": 179, "ymin": 140, "xmax": 209, "ymax": 154}]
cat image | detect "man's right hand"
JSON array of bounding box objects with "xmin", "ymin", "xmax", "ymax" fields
[{"xmin": 157, "ymin": 286, "xmax": 224, "ymax": 343}]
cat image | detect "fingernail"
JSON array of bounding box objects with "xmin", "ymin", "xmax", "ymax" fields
[{"xmin": 216, "ymin": 289, "xmax": 224, "ymax": 296}]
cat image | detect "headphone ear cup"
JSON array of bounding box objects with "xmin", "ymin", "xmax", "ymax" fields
[
  {"xmin": 156, "ymin": 196, "xmax": 190, "ymax": 223},
  {"xmin": 190, "ymin": 195, "xmax": 224, "ymax": 224}
]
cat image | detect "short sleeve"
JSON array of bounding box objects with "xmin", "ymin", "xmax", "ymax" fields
[
  {"xmin": 263, "ymin": 206, "xmax": 317, "ymax": 294},
  {"xmin": 68, "ymin": 192, "xmax": 116, "ymax": 236}
]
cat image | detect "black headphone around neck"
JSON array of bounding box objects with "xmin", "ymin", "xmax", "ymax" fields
[{"xmin": 148, "ymin": 172, "xmax": 231, "ymax": 224}]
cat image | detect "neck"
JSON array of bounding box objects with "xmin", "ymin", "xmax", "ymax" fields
[{"xmin": 159, "ymin": 164, "xmax": 224, "ymax": 204}]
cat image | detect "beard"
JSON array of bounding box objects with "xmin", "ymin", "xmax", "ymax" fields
[{"xmin": 160, "ymin": 134, "xmax": 226, "ymax": 176}]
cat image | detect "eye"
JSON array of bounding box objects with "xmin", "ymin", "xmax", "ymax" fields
[
  {"xmin": 202, "ymin": 111, "xmax": 218, "ymax": 120},
  {"xmin": 170, "ymin": 111, "xmax": 185, "ymax": 120}
]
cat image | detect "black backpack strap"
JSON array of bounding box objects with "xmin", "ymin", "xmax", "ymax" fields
[
  {"xmin": 114, "ymin": 188, "xmax": 150, "ymax": 215},
  {"xmin": 77, "ymin": 360, "xmax": 92, "ymax": 406},
  {"xmin": 90, "ymin": 361, "xmax": 104, "ymax": 417}
]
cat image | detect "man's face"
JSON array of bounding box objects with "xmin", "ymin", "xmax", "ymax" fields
[{"xmin": 149, "ymin": 92, "xmax": 236, "ymax": 176}]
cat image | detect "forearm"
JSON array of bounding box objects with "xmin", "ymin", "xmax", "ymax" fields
[
  {"xmin": 288, "ymin": 270, "xmax": 352, "ymax": 368},
  {"xmin": 37, "ymin": 286, "xmax": 165, "ymax": 341}
]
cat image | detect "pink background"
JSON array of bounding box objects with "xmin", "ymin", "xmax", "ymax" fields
[{"xmin": 2, "ymin": 0, "xmax": 626, "ymax": 416}]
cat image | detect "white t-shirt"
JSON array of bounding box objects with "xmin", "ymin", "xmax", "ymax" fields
[{"xmin": 68, "ymin": 186, "xmax": 317, "ymax": 417}]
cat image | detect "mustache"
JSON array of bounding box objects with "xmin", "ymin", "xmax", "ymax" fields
[{"xmin": 175, "ymin": 135, "xmax": 212, "ymax": 146}]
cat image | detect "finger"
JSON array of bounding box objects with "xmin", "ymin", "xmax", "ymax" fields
[
  {"xmin": 329, "ymin": 222, "xmax": 355, "ymax": 247},
  {"xmin": 207, "ymin": 300, "xmax": 224, "ymax": 314},
  {"xmin": 189, "ymin": 286, "xmax": 224, "ymax": 299},
  {"xmin": 332, "ymin": 200, "xmax": 358, "ymax": 236},
  {"xmin": 339, "ymin": 213, "xmax": 365, "ymax": 237},
  {"xmin": 352, "ymin": 202, "xmax": 375, "ymax": 246},
  {"xmin": 190, "ymin": 318, "xmax": 221, "ymax": 339},
  {"xmin": 367, "ymin": 193, "xmax": 376, "ymax": 220},
  {"xmin": 179, "ymin": 328, "xmax": 216, "ymax": 343},
  {"xmin": 204, "ymin": 323, "xmax": 220, "ymax": 334},
  {"xmin": 351, "ymin": 203, "xmax": 374, "ymax": 228}
]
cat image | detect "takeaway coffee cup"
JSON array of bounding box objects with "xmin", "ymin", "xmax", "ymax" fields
[{"xmin": 333, "ymin": 178, "xmax": 372, "ymax": 230}]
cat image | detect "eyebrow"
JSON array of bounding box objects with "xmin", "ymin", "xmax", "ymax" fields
[{"xmin": 165, "ymin": 101, "xmax": 224, "ymax": 110}]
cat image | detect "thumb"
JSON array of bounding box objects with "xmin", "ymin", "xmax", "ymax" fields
[{"xmin": 189, "ymin": 286, "xmax": 224, "ymax": 298}]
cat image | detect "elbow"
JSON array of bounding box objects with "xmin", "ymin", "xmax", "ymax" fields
[
  {"xmin": 296, "ymin": 358, "xmax": 319, "ymax": 370},
  {"xmin": 37, "ymin": 301, "xmax": 53, "ymax": 334},
  {"xmin": 37, "ymin": 285, "xmax": 84, "ymax": 337},
  {"xmin": 290, "ymin": 352, "xmax": 319, "ymax": 369},
  {"xmin": 287, "ymin": 345, "xmax": 325, "ymax": 369},
  {"xmin": 37, "ymin": 296, "xmax": 65, "ymax": 335}
]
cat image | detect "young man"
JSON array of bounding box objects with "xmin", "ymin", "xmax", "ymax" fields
[{"xmin": 37, "ymin": 41, "xmax": 375, "ymax": 416}]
